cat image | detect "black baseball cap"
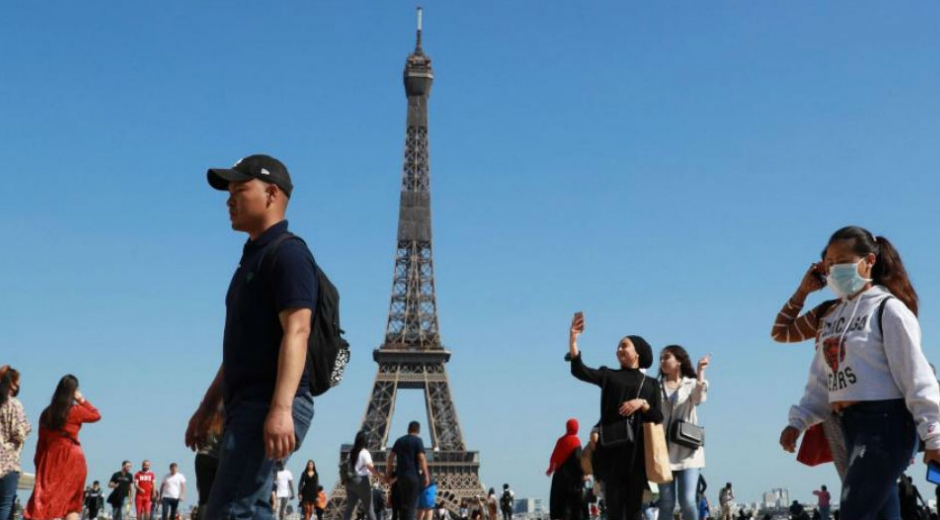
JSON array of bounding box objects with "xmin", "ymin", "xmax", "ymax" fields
[{"xmin": 207, "ymin": 154, "xmax": 293, "ymax": 197}]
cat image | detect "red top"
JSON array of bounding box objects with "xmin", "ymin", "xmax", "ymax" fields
[
  {"xmin": 51, "ymin": 400, "xmax": 101, "ymax": 447},
  {"xmin": 135, "ymin": 471, "xmax": 157, "ymax": 497},
  {"xmin": 546, "ymin": 418, "xmax": 581, "ymax": 475}
]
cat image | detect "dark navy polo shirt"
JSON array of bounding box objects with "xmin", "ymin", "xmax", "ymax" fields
[
  {"xmin": 391, "ymin": 434, "xmax": 426, "ymax": 478},
  {"xmin": 222, "ymin": 220, "xmax": 318, "ymax": 405}
]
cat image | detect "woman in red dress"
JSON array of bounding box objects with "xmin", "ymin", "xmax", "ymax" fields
[{"xmin": 25, "ymin": 374, "xmax": 100, "ymax": 520}]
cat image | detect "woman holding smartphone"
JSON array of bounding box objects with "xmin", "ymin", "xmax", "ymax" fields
[
  {"xmin": 770, "ymin": 252, "xmax": 849, "ymax": 481},
  {"xmin": 656, "ymin": 345, "xmax": 709, "ymax": 520},
  {"xmin": 780, "ymin": 226, "xmax": 940, "ymax": 519},
  {"xmin": 567, "ymin": 312, "xmax": 662, "ymax": 520}
]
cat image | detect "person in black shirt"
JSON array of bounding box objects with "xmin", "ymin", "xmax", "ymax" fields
[
  {"xmin": 108, "ymin": 461, "xmax": 133, "ymax": 520},
  {"xmin": 387, "ymin": 421, "xmax": 430, "ymax": 520},
  {"xmin": 298, "ymin": 460, "xmax": 320, "ymax": 520},
  {"xmin": 188, "ymin": 154, "xmax": 318, "ymax": 520},
  {"xmin": 567, "ymin": 313, "xmax": 663, "ymax": 520},
  {"xmin": 84, "ymin": 481, "xmax": 103, "ymax": 519}
]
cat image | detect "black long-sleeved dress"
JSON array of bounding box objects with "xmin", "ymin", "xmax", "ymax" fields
[
  {"xmin": 569, "ymin": 353, "xmax": 662, "ymax": 520},
  {"xmin": 549, "ymin": 447, "xmax": 584, "ymax": 520},
  {"xmin": 299, "ymin": 470, "xmax": 319, "ymax": 504}
]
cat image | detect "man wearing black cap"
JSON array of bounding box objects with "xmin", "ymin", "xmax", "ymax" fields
[{"xmin": 185, "ymin": 154, "xmax": 318, "ymax": 520}]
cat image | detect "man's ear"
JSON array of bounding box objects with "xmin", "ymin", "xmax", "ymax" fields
[{"xmin": 266, "ymin": 184, "xmax": 280, "ymax": 205}]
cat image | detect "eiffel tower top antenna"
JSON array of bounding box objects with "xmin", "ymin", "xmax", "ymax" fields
[{"xmin": 416, "ymin": 6, "xmax": 423, "ymax": 52}]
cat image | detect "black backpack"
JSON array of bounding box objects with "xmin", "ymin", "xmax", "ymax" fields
[
  {"xmin": 500, "ymin": 490, "xmax": 513, "ymax": 510},
  {"xmin": 262, "ymin": 232, "xmax": 350, "ymax": 396}
]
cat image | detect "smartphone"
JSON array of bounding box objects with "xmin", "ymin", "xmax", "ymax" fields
[
  {"xmin": 927, "ymin": 461, "xmax": 940, "ymax": 485},
  {"xmin": 812, "ymin": 264, "xmax": 827, "ymax": 286},
  {"xmin": 574, "ymin": 312, "xmax": 584, "ymax": 332}
]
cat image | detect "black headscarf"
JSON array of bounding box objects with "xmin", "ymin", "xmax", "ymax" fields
[{"xmin": 626, "ymin": 335, "xmax": 653, "ymax": 369}]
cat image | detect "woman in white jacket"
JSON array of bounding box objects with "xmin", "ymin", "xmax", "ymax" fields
[
  {"xmin": 657, "ymin": 345, "xmax": 709, "ymax": 520},
  {"xmin": 780, "ymin": 226, "xmax": 940, "ymax": 520}
]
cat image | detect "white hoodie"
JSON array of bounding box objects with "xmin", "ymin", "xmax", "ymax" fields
[{"xmin": 788, "ymin": 286, "xmax": 940, "ymax": 449}]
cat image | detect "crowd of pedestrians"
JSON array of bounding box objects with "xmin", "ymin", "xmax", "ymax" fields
[{"xmin": 3, "ymin": 155, "xmax": 940, "ymax": 520}]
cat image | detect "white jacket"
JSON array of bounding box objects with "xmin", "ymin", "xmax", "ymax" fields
[
  {"xmin": 788, "ymin": 286, "xmax": 940, "ymax": 449},
  {"xmin": 661, "ymin": 376, "xmax": 708, "ymax": 470}
]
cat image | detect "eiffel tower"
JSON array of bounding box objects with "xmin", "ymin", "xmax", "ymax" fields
[{"xmin": 324, "ymin": 8, "xmax": 484, "ymax": 519}]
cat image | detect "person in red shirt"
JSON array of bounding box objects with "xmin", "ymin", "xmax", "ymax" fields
[
  {"xmin": 812, "ymin": 485, "xmax": 831, "ymax": 520},
  {"xmin": 135, "ymin": 460, "xmax": 157, "ymax": 520}
]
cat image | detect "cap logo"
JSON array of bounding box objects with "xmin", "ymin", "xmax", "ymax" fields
[{"xmin": 260, "ymin": 168, "xmax": 271, "ymax": 176}]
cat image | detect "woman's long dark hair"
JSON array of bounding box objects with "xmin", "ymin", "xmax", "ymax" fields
[
  {"xmin": 40, "ymin": 374, "xmax": 79, "ymax": 431},
  {"xmin": 349, "ymin": 430, "xmax": 367, "ymax": 470},
  {"xmin": 0, "ymin": 366, "xmax": 19, "ymax": 407},
  {"xmin": 658, "ymin": 345, "xmax": 697, "ymax": 380},
  {"xmin": 828, "ymin": 226, "xmax": 918, "ymax": 316}
]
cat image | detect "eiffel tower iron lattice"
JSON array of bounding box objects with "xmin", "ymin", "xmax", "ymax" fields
[{"xmin": 324, "ymin": 9, "xmax": 485, "ymax": 520}]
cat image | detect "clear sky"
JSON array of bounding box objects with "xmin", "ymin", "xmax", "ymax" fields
[{"xmin": 3, "ymin": 0, "xmax": 940, "ymax": 511}]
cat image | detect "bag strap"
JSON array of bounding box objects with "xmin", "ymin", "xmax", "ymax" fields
[
  {"xmin": 259, "ymin": 232, "xmax": 313, "ymax": 305},
  {"xmin": 877, "ymin": 295, "xmax": 893, "ymax": 334},
  {"xmin": 634, "ymin": 375, "xmax": 647, "ymax": 420},
  {"xmin": 260, "ymin": 232, "xmax": 301, "ymax": 283}
]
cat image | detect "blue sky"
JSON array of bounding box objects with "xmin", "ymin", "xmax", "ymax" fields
[{"xmin": 3, "ymin": 1, "xmax": 940, "ymax": 510}]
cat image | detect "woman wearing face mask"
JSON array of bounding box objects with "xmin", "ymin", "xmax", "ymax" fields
[
  {"xmin": 771, "ymin": 250, "xmax": 849, "ymax": 482},
  {"xmin": 567, "ymin": 312, "xmax": 663, "ymax": 520},
  {"xmin": 0, "ymin": 366, "xmax": 30, "ymax": 520},
  {"xmin": 657, "ymin": 346, "xmax": 709, "ymax": 520},
  {"xmin": 779, "ymin": 226, "xmax": 940, "ymax": 520}
]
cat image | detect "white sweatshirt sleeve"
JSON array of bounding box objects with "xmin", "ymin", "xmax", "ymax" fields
[
  {"xmin": 788, "ymin": 351, "xmax": 830, "ymax": 432},
  {"xmin": 881, "ymin": 299, "xmax": 940, "ymax": 450}
]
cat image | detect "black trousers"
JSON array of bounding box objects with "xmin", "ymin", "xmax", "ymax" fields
[
  {"xmin": 397, "ymin": 476, "xmax": 420, "ymax": 520},
  {"xmin": 603, "ymin": 475, "xmax": 644, "ymax": 520},
  {"xmin": 195, "ymin": 453, "xmax": 220, "ymax": 507}
]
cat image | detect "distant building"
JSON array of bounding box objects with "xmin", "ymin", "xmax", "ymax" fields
[
  {"xmin": 762, "ymin": 488, "xmax": 790, "ymax": 509},
  {"xmin": 514, "ymin": 498, "xmax": 545, "ymax": 515}
]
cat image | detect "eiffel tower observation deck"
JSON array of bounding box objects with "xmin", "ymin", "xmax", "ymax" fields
[{"xmin": 324, "ymin": 8, "xmax": 485, "ymax": 519}]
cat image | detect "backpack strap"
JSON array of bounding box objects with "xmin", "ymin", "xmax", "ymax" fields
[
  {"xmin": 815, "ymin": 299, "xmax": 839, "ymax": 320},
  {"xmin": 259, "ymin": 232, "xmax": 309, "ymax": 304},
  {"xmin": 877, "ymin": 295, "xmax": 893, "ymax": 335}
]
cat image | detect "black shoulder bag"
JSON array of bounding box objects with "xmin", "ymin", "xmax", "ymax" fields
[
  {"xmin": 599, "ymin": 374, "xmax": 645, "ymax": 448},
  {"xmin": 664, "ymin": 381, "xmax": 705, "ymax": 450}
]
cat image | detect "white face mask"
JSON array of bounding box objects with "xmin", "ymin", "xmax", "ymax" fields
[{"xmin": 827, "ymin": 260, "xmax": 872, "ymax": 298}]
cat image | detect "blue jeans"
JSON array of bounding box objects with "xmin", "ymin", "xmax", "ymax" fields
[
  {"xmin": 205, "ymin": 392, "xmax": 315, "ymax": 520},
  {"xmin": 839, "ymin": 400, "xmax": 915, "ymax": 520},
  {"xmin": 657, "ymin": 468, "xmax": 699, "ymax": 520},
  {"xmin": 0, "ymin": 471, "xmax": 19, "ymax": 520}
]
